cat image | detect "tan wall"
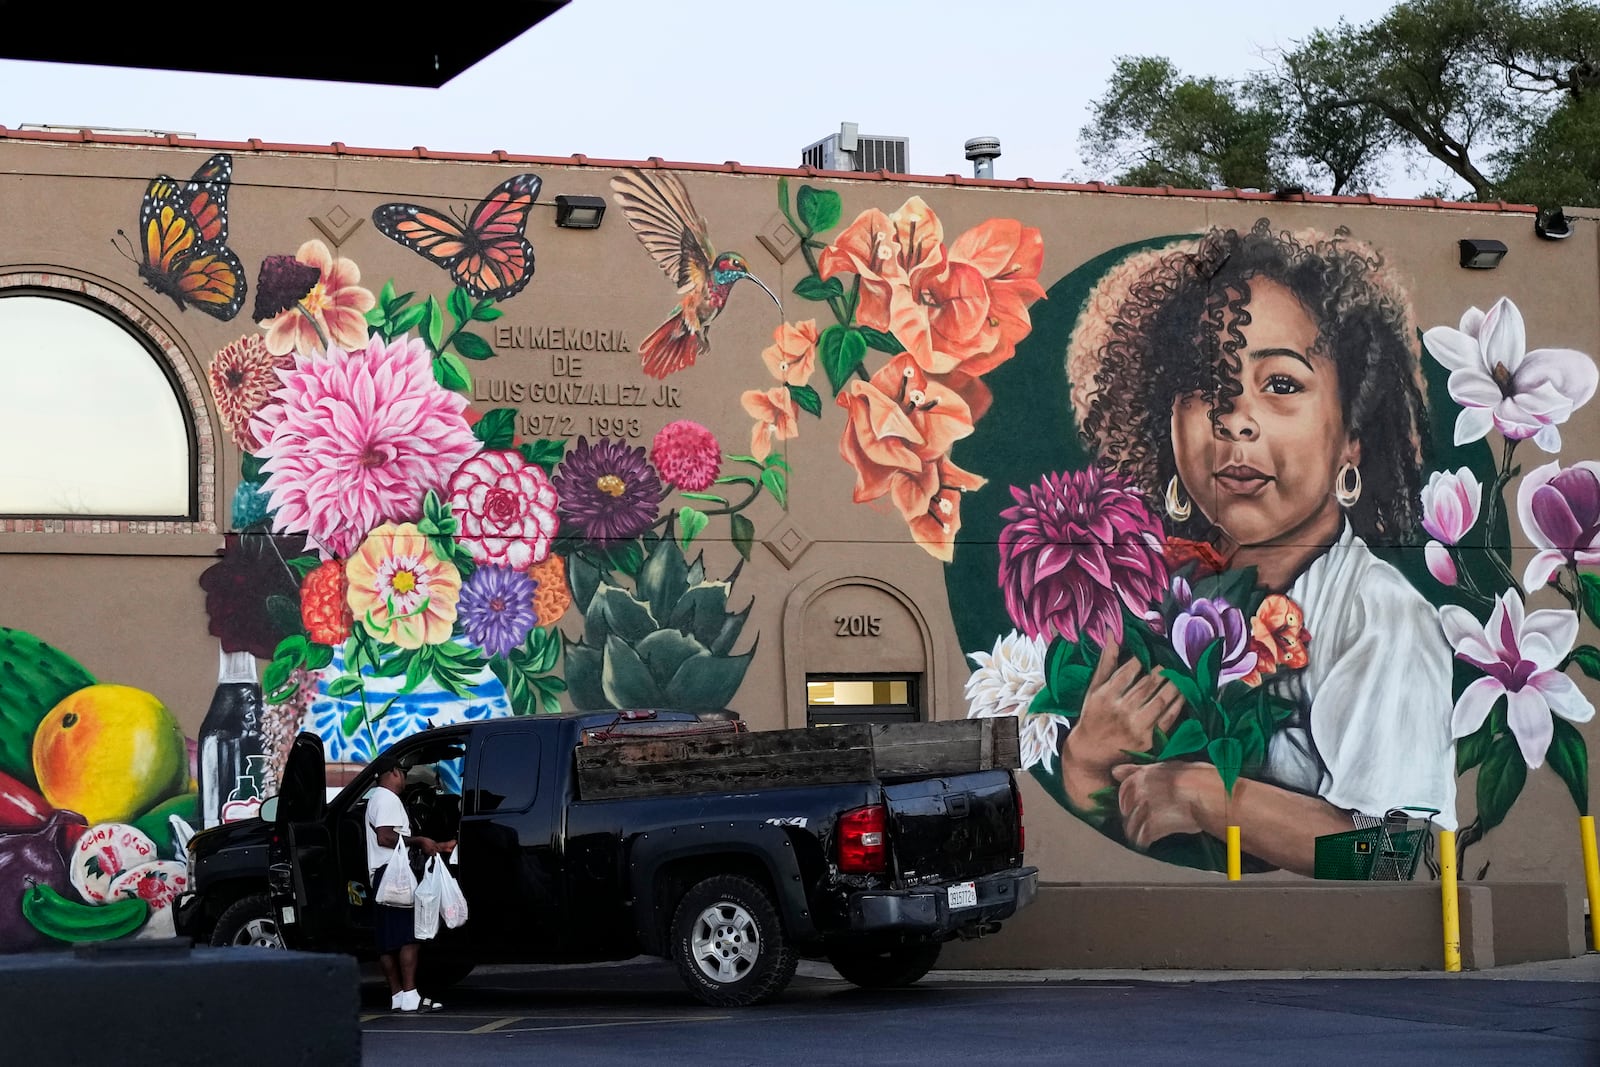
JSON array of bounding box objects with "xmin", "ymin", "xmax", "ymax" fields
[{"xmin": 1, "ymin": 135, "xmax": 1596, "ymax": 948}]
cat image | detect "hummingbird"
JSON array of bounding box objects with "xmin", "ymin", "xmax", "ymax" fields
[{"xmin": 610, "ymin": 169, "xmax": 782, "ymax": 379}]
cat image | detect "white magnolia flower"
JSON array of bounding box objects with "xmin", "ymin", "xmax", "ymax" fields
[{"xmin": 965, "ymin": 631, "xmax": 1056, "ymax": 771}]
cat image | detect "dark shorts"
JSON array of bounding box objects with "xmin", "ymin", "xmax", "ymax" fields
[{"xmin": 373, "ymin": 895, "xmax": 418, "ymax": 954}]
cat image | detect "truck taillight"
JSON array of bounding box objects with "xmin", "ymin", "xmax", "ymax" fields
[{"xmin": 838, "ymin": 804, "xmax": 888, "ymax": 874}]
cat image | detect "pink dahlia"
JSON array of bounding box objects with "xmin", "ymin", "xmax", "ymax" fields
[
  {"xmin": 251, "ymin": 335, "xmax": 481, "ymax": 558},
  {"xmin": 997, "ymin": 468, "xmax": 1169, "ymax": 645},
  {"xmin": 209, "ymin": 334, "xmax": 293, "ymax": 451},
  {"xmin": 651, "ymin": 420, "xmax": 722, "ymax": 491},
  {"xmin": 448, "ymin": 450, "xmax": 560, "ymax": 569}
]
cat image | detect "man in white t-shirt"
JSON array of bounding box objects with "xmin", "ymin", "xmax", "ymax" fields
[{"xmin": 366, "ymin": 753, "xmax": 454, "ymax": 1013}]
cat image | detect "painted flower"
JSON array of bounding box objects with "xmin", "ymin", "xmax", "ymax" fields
[
  {"xmin": 743, "ymin": 386, "xmax": 799, "ymax": 462},
  {"xmin": 760, "ymin": 320, "xmax": 820, "ymax": 386},
  {"xmin": 1163, "ymin": 537, "xmax": 1228, "ymax": 579},
  {"xmin": 345, "ymin": 523, "xmax": 461, "ymax": 649},
  {"xmin": 997, "ymin": 468, "xmax": 1169, "ymax": 645},
  {"xmin": 817, "ymin": 198, "xmax": 944, "ymax": 344},
  {"xmin": 553, "ymin": 436, "xmax": 664, "ymax": 543},
  {"xmin": 300, "ymin": 558, "xmax": 353, "ymax": 646},
  {"xmin": 253, "ymin": 255, "xmax": 321, "ymax": 321},
  {"xmin": 1516, "ymin": 460, "xmax": 1600, "ymax": 592},
  {"xmin": 231, "ymin": 481, "xmax": 272, "ymax": 528},
  {"xmin": 527, "ymin": 553, "xmax": 573, "ymax": 627},
  {"xmin": 447, "ymin": 450, "xmax": 559, "ymax": 570},
  {"xmin": 1423, "ymin": 297, "xmax": 1598, "ymax": 451},
  {"xmin": 259, "ymin": 240, "xmax": 376, "ymax": 356},
  {"xmin": 1440, "ymin": 592, "xmax": 1593, "ymax": 768},
  {"xmin": 837, "ymin": 353, "xmax": 981, "ymax": 506},
  {"xmin": 1171, "ymin": 597, "xmax": 1258, "ymax": 688},
  {"xmin": 943, "ymin": 218, "xmax": 1047, "ymax": 376},
  {"xmin": 906, "ymin": 458, "xmax": 987, "ymax": 562},
  {"xmin": 208, "ymin": 334, "xmax": 293, "ymax": 451},
  {"xmin": 1420, "ymin": 467, "xmax": 1483, "ymax": 586},
  {"xmin": 251, "ymin": 334, "xmax": 481, "ymax": 558},
  {"xmin": 1240, "ymin": 594, "xmax": 1310, "ymax": 687},
  {"xmin": 651, "ymin": 420, "xmax": 722, "ymax": 491},
  {"xmin": 198, "ymin": 533, "xmax": 310, "ymax": 660},
  {"xmin": 965, "ymin": 631, "xmax": 1057, "ymax": 771},
  {"xmin": 458, "ymin": 566, "xmax": 538, "ymax": 658}
]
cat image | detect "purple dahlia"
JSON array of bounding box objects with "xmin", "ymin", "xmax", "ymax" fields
[
  {"xmin": 553, "ymin": 436, "xmax": 664, "ymax": 543},
  {"xmin": 997, "ymin": 467, "xmax": 1168, "ymax": 645},
  {"xmin": 458, "ymin": 566, "xmax": 537, "ymax": 658}
]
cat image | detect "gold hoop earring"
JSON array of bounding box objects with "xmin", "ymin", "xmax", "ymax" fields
[
  {"xmin": 1165, "ymin": 476, "xmax": 1192, "ymax": 522},
  {"xmin": 1335, "ymin": 463, "xmax": 1362, "ymax": 508}
]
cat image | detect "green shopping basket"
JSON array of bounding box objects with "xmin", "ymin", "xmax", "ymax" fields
[{"xmin": 1313, "ymin": 806, "xmax": 1439, "ymax": 881}]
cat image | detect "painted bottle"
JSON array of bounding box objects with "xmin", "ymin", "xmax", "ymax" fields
[{"xmin": 198, "ymin": 646, "xmax": 265, "ymax": 829}]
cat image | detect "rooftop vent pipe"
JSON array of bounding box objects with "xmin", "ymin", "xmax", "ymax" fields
[{"xmin": 964, "ymin": 136, "xmax": 1001, "ymax": 179}]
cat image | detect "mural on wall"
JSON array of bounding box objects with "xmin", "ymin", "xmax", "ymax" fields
[
  {"xmin": 949, "ymin": 220, "xmax": 1598, "ymax": 877},
  {"xmin": 0, "ymin": 628, "xmax": 200, "ymax": 953},
  {"xmin": 114, "ymin": 152, "xmax": 246, "ymax": 321}
]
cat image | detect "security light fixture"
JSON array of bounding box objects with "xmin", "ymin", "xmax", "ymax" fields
[
  {"xmin": 554, "ymin": 194, "xmax": 606, "ymax": 230},
  {"xmin": 1458, "ymin": 238, "xmax": 1508, "ymax": 270},
  {"xmin": 1535, "ymin": 208, "xmax": 1573, "ymax": 240}
]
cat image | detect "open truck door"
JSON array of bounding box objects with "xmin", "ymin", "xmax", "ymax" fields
[{"xmin": 270, "ymin": 731, "xmax": 339, "ymax": 949}]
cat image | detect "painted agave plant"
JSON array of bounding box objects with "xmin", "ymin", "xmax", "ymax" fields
[{"xmin": 563, "ymin": 536, "xmax": 754, "ymax": 712}]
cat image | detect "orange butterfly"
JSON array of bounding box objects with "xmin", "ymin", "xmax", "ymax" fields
[
  {"xmin": 116, "ymin": 153, "xmax": 247, "ymax": 320},
  {"xmin": 372, "ymin": 174, "xmax": 541, "ymax": 301}
]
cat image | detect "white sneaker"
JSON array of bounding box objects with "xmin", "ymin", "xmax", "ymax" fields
[
  {"xmin": 390, "ymin": 993, "xmax": 403, "ymax": 1012},
  {"xmin": 397, "ymin": 989, "xmax": 421, "ymax": 1013}
]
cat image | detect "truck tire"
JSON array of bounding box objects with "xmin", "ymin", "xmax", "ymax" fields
[
  {"xmin": 670, "ymin": 874, "xmax": 796, "ymax": 1007},
  {"xmin": 209, "ymin": 893, "xmax": 285, "ymax": 949},
  {"xmin": 826, "ymin": 939, "xmax": 942, "ymax": 988}
]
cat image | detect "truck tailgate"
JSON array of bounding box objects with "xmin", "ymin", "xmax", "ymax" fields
[{"xmin": 882, "ymin": 769, "xmax": 1020, "ymax": 885}]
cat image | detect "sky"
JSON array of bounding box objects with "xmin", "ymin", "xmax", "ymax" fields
[{"xmin": 0, "ymin": 0, "xmax": 1448, "ymax": 196}]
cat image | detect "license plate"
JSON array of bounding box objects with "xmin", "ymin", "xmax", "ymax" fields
[
  {"xmin": 948, "ymin": 881, "xmax": 978, "ymax": 909},
  {"xmin": 281, "ymin": 906, "xmax": 296, "ymax": 925}
]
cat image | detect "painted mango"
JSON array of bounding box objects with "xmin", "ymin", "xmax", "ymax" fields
[
  {"xmin": 0, "ymin": 627, "xmax": 97, "ymax": 789},
  {"xmin": 33, "ymin": 685, "xmax": 188, "ymax": 825}
]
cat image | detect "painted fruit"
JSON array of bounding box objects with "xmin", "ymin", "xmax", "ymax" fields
[
  {"xmin": 131, "ymin": 792, "xmax": 200, "ymax": 859},
  {"xmin": 33, "ymin": 685, "xmax": 188, "ymax": 825},
  {"xmin": 68, "ymin": 822, "xmax": 159, "ymax": 904}
]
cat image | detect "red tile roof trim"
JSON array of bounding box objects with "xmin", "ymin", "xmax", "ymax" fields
[{"xmin": 0, "ymin": 125, "xmax": 1540, "ymax": 214}]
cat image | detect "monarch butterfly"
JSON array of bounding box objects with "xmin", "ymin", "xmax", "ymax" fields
[
  {"xmin": 115, "ymin": 153, "xmax": 247, "ymax": 321},
  {"xmin": 372, "ymin": 174, "xmax": 542, "ymax": 301}
]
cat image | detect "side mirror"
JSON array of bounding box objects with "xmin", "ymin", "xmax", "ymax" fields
[{"xmin": 259, "ymin": 795, "xmax": 279, "ymax": 822}]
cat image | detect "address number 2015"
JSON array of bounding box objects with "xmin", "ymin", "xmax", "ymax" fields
[{"xmin": 835, "ymin": 614, "xmax": 882, "ymax": 637}]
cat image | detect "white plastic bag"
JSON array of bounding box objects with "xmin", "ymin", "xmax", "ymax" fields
[
  {"xmin": 413, "ymin": 856, "xmax": 443, "ymax": 940},
  {"xmin": 375, "ymin": 841, "xmax": 416, "ymax": 907},
  {"xmin": 438, "ymin": 861, "xmax": 469, "ymax": 929}
]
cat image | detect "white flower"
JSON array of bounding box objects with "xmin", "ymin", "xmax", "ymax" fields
[{"xmin": 965, "ymin": 631, "xmax": 1057, "ymax": 771}]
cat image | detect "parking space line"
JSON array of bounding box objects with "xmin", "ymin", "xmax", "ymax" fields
[
  {"xmin": 364, "ymin": 1015, "xmax": 730, "ymax": 1037},
  {"xmin": 465, "ymin": 1017, "xmax": 523, "ymax": 1034}
]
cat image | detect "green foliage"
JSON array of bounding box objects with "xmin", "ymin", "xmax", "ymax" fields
[
  {"xmin": 1546, "ymin": 717, "xmax": 1590, "ymax": 816},
  {"xmin": 819, "ymin": 326, "xmax": 868, "ymax": 395},
  {"xmin": 473, "ymin": 408, "xmax": 518, "ymax": 449},
  {"xmin": 489, "ymin": 626, "xmax": 566, "ymax": 716}
]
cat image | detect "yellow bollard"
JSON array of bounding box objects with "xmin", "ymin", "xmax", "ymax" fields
[
  {"xmin": 1581, "ymin": 816, "xmax": 1600, "ymax": 952},
  {"xmin": 1440, "ymin": 828, "xmax": 1461, "ymax": 972},
  {"xmin": 1226, "ymin": 825, "xmax": 1241, "ymax": 881}
]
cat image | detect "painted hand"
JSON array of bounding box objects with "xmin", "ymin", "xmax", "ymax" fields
[
  {"xmin": 1063, "ymin": 640, "xmax": 1186, "ymax": 775},
  {"xmin": 1112, "ymin": 761, "xmax": 1213, "ymax": 849}
]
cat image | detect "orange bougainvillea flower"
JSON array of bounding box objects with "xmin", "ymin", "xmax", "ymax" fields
[
  {"xmin": 838, "ymin": 355, "xmax": 985, "ymax": 521},
  {"xmin": 817, "ymin": 198, "xmax": 946, "ymax": 337},
  {"xmin": 761, "ymin": 319, "xmax": 820, "ymax": 385},
  {"xmin": 743, "ymin": 386, "xmax": 799, "ymax": 461},
  {"xmin": 907, "ymin": 458, "xmax": 988, "ymax": 562},
  {"xmin": 945, "ymin": 219, "xmax": 1047, "ymax": 376},
  {"xmin": 260, "ymin": 240, "xmax": 376, "ymax": 356},
  {"xmin": 1239, "ymin": 594, "xmax": 1312, "ymax": 686}
]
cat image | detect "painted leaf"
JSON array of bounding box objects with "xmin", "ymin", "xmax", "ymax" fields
[
  {"xmin": 793, "ymin": 275, "xmax": 844, "ymax": 302},
  {"xmin": 566, "ymin": 553, "xmax": 603, "ymax": 614},
  {"xmin": 788, "ymin": 384, "xmax": 822, "ymax": 417},
  {"xmin": 473, "ymin": 408, "xmax": 518, "ymax": 449},
  {"xmin": 1456, "ymin": 717, "xmax": 1496, "ymax": 775},
  {"xmin": 1120, "ymin": 614, "xmax": 1152, "ymax": 671},
  {"xmin": 665, "ymin": 646, "xmax": 755, "ymax": 710},
  {"xmin": 859, "ymin": 327, "xmax": 904, "ymax": 354},
  {"xmin": 1208, "ymin": 737, "xmax": 1243, "ymax": 798},
  {"xmin": 796, "ymin": 185, "xmax": 842, "ymax": 234},
  {"xmin": 433, "ymin": 353, "xmax": 470, "ymax": 391},
  {"xmin": 601, "ymin": 635, "xmax": 664, "ymax": 709},
  {"xmin": 453, "ymin": 331, "xmax": 495, "ymax": 361},
  {"xmin": 519, "ymin": 438, "xmax": 567, "ymax": 474},
  {"xmin": 1546, "ymin": 717, "xmax": 1589, "ymax": 816},
  {"xmin": 425, "ymin": 295, "xmax": 445, "ymax": 351},
  {"xmin": 730, "ymin": 513, "xmax": 755, "ymax": 562},
  {"xmin": 1157, "ymin": 719, "xmax": 1208, "ymax": 759},
  {"xmin": 760, "ymin": 466, "xmax": 788, "ymax": 509},
  {"xmin": 447, "ymin": 287, "xmax": 471, "ymax": 326},
  {"xmin": 636, "ymin": 628, "xmax": 708, "ymax": 687},
  {"xmin": 1476, "ymin": 732, "xmax": 1528, "ymax": 832},
  {"xmin": 820, "ymin": 325, "xmax": 868, "ymax": 395},
  {"xmin": 325, "ymin": 674, "xmax": 363, "ymax": 699},
  {"xmin": 390, "ymin": 303, "xmax": 427, "ymax": 336},
  {"xmin": 1194, "ymin": 639, "xmax": 1221, "ymax": 696},
  {"xmin": 471, "ymin": 298, "xmax": 503, "ymax": 322},
  {"xmin": 708, "ymin": 601, "xmax": 751, "ymax": 657},
  {"xmin": 669, "ymin": 583, "xmax": 733, "ymax": 647},
  {"xmin": 678, "ymin": 506, "xmax": 709, "ymax": 549},
  {"xmin": 1581, "ymin": 573, "xmax": 1600, "ymax": 631},
  {"xmin": 563, "ymin": 642, "xmax": 606, "ymax": 710},
  {"xmin": 587, "ymin": 585, "xmax": 658, "ymax": 647},
  {"xmin": 1569, "ymin": 645, "xmax": 1600, "ymax": 681},
  {"xmin": 637, "ymin": 537, "xmax": 690, "ymax": 629}
]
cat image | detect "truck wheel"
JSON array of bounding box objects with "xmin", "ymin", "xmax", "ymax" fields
[
  {"xmin": 826, "ymin": 940, "xmax": 942, "ymax": 988},
  {"xmin": 670, "ymin": 874, "xmax": 796, "ymax": 1007},
  {"xmin": 209, "ymin": 893, "xmax": 285, "ymax": 949}
]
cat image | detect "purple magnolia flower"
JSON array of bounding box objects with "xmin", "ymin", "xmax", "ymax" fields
[
  {"xmin": 553, "ymin": 436, "xmax": 665, "ymax": 543},
  {"xmin": 1440, "ymin": 592, "xmax": 1594, "ymax": 769},
  {"xmin": 1517, "ymin": 460, "xmax": 1600, "ymax": 591},
  {"xmin": 1170, "ymin": 596, "xmax": 1258, "ymax": 688},
  {"xmin": 1423, "ymin": 298, "xmax": 1597, "ymax": 452},
  {"xmin": 997, "ymin": 468, "xmax": 1168, "ymax": 645},
  {"xmin": 457, "ymin": 566, "xmax": 537, "ymax": 658},
  {"xmin": 1420, "ymin": 468, "xmax": 1483, "ymax": 586}
]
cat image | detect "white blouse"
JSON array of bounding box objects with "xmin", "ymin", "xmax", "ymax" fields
[{"xmin": 1260, "ymin": 522, "xmax": 1459, "ymax": 830}]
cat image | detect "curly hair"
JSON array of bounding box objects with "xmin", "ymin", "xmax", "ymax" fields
[{"xmin": 1075, "ymin": 219, "xmax": 1429, "ymax": 546}]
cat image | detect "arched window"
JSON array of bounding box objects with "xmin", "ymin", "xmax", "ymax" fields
[{"xmin": 0, "ymin": 290, "xmax": 195, "ymax": 517}]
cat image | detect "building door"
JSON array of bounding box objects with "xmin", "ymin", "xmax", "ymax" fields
[
  {"xmin": 793, "ymin": 578, "xmax": 929, "ymax": 727},
  {"xmin": 805, "ymin": 675, "xmax": 919, "ymax": 727}
]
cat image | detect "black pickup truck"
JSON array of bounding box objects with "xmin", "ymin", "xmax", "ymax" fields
[{"xmin": 221, "ymin": 709, "xmax": 1034, "ymax": 1006}]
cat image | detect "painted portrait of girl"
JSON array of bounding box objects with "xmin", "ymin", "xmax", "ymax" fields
[{"xmin": 966, "ymin": 219, "xmax": 1458, "ymax": 877}]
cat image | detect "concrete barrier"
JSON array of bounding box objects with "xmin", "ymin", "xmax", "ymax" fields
[{"xmin": 2, "ymin": 940, "xmax": 360, "ymax": 1065}]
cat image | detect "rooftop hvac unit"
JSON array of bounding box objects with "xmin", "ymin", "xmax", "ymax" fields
[{"xmin": 800, "ymin": 131, "xmax": 910, "ymax": 174}]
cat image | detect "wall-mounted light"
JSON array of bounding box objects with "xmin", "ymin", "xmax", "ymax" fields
[
  {"xmin": 1535, "ymin": 207, "xmax": 1573, "ymax": 240},
  {"xmin": 554, "ymin": 194, "xmax": 606, "ymax": 230},
  {"xmin": 1458, "ymin": 238, "xmax": 1508, "ymax": 270}
]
